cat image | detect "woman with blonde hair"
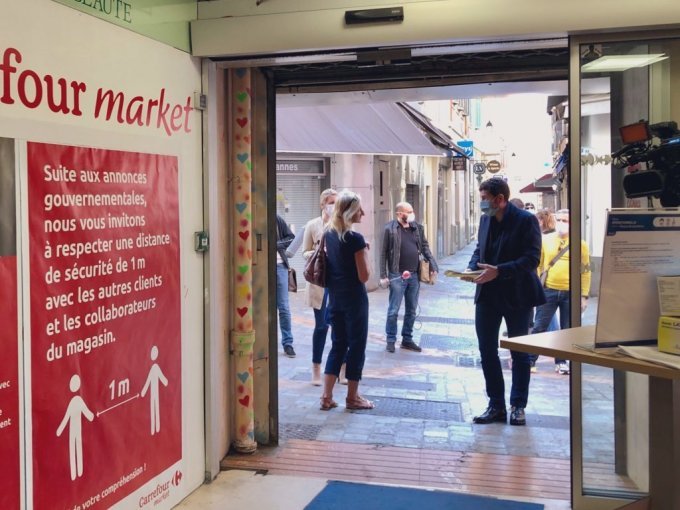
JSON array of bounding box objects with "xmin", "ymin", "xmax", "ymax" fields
[
  {"xmin": 302, "ymin": 188, "xmax": 338, "ymax": 385},
  {"xmin": 535, "ymin": 208, "xmax": 556, "ymax": 234},
  {"xmin": 319, "ymin": 190, "xmax": 374, "ymax": 411}
]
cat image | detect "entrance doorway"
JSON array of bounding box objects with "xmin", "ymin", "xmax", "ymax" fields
[
  {"xmin": 228, "ymin": 41, "xmax": 586, "ymax": 503},
  {"xmin": 205, "ymin": 23, "xmax": 677, "ymax": 508}
]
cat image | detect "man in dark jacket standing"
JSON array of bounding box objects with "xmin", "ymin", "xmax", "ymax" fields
[
  {"xmin": 465, "ymin": 178, "xmax": 545, "ymax": 426},
  {"xmin": 276, "ymin": 214, "xmax": 296, "ymax": 357},
  {"xmin": 379, "ymin": 202, "xmax": 438, "ymax": 353}
]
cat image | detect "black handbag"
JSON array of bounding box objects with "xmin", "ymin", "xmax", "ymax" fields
[{"xmin": 303, "ymin": 233, "xmax": 327, "ymax": 287}]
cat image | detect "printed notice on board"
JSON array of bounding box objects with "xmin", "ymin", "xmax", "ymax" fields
[
  {"xmin": 595, "ymin": 209, "xmax": 680, "ymax": 347},
  {"xmin": 0, "ymin": 137, "xmax": 19, "ymax": 510},
  {"xmin": 28, "ymin": 143, "xmax": 182, "ymax": 510}
]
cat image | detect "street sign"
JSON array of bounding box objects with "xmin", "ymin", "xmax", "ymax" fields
[
  {"xmin": 473, "ymin": 162, "xmax": 486, "ymax": 175},
  {"xmin": 486, "ymin": 160, "xmax": 502, "ymax": 173}
]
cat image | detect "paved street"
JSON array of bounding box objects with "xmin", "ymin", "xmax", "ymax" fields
[{"xmin": 278, "ymin": 242, "xmax": 611, "ymax": 463}]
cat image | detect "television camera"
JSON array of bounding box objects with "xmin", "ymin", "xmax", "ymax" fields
[{"xmin": 612, "ymin": 120, "xmax": 680, "ymax": 207}]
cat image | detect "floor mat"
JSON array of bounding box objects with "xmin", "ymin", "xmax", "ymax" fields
[{"xmin": 304, "ymin": 481, "xmax": 544, "ymax": 510}]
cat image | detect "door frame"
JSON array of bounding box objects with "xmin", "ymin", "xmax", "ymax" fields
[{"xmin": 568, "ymin": 27, "xmax": 680, "ymax": 510}]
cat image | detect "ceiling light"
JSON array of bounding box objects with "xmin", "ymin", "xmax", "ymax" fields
[{"xmin": 581, "ymin": 54, "xmax": 668, "ymax": 73}]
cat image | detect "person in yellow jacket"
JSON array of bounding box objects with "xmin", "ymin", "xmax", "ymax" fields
[{"xmin": 533, "ymin": 209, "xmax": 591, "ymax": 374}]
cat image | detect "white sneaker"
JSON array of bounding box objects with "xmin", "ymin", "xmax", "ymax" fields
[{"xmin": 557, "ymin": 361, "xmax": 570, "ymax": 375}]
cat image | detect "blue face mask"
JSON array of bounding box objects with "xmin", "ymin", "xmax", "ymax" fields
[{"xmin": 480, "ymin": 199, "xmax": 498, "ymax": 217}]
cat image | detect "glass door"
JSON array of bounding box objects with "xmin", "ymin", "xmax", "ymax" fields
[{"xmin": 568, "ymin": 30, "xmax": 680, "ymax": 509}]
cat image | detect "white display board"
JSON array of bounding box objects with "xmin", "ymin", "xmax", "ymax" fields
[{"xmin": 595, "ymin": 209, "xmax": 680, "ymax": 347}]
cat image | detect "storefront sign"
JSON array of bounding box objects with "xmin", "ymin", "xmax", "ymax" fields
[
  {"xmin": 473, "ymin": 162, "xmax": 486, "ymax": 175},
  {"xmin": 276, "ymin": 159, "xmax": 325, "ymax": 175},
  {"xmin": 486, "ymin": 160, "xmax": 502, "ymax": 173},
  {"xmin": 0, "ymin": 46, "xmax": 196, "ymax": 137},
  {"xmin": 28, "ymin": 142, "xmax": 182, "ymax": 509},
  {"xmin": 457, "ymin": 139, "xmax": 474, "ymax": 158},
  {"xmin": 51, "ymin": 0, "xmax": 194, "ymax": 52},
  {"xmin": 451, "ymin": 157, "xmax": 466, "ymax": 171}
]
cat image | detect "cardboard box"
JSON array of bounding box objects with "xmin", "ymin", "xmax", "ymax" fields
[
  {"xmin": 658, "ymin": 316, "xmax": 680, "ymax": 355},
  {"xmin": 657, "ymin": 276, "xmax": 680, "ymax": 317}
]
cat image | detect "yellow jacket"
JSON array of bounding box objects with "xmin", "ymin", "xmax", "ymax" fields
[{"xmin": 538, "ymin": 232, "xmax": 591, "ymax": 296}]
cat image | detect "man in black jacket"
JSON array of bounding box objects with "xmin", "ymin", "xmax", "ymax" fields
[
  {"xmin": 276, "ymin": 214, "xmax": 296, "ymax": 357},
  {"xmin": 465, "ymin": 178, "xmax": 545, "ymax": 426},
  {"xmin": 379, "ymin": 202, "xmax": 438, "ymax": 353}
]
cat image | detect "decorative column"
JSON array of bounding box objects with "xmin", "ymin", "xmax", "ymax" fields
[{"xmin": 230, "ymin": 67, "xmax": 257, "ymax": 453}]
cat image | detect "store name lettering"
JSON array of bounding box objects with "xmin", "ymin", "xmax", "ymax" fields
[
  {"xmin": 0, "ymin": 47, "xmax": 193, "ymax": 137},
  {"xmin": 73, "ymin": 0, "xmax": 132, "ymax": 23}
]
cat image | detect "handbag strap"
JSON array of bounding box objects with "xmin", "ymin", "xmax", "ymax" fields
[{"xmin": 545, "ymin": 242, "xmax": 570, "ymax": 272}]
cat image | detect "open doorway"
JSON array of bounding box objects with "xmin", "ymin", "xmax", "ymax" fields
[
  {"xmin": 221, "ymin": 39, "xmax": 635, "ymax": 504},
  {"xmin": 224, "ymin": 42, "xmax": 580, "ymax": 501}
]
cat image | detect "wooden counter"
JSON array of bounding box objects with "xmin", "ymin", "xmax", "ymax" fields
[
  {"xmin": 501, "ymin": 325, "xmax": 680, "ymax": 380},
  {"xmin": 501, "ymin": 325, "xmax": 680, "ymax": 510}
]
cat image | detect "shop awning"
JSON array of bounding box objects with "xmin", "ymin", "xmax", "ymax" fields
[
  {"xmin": 397, "ymin": 102, "xmax": 468, "ymax": 158},
  {"xmin": 520, "ymin": 173, "xmax": 557, "ymax": 194},
  {"xmin": 276, "ymin": 103, "xmax": 447, "ymax": 156}
]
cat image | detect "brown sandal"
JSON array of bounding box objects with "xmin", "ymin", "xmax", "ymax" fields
[
  {"xmin": 320, "ymin": 397, "xmax": 338, "ymax": 411},
  {"xmin": 345, "ymin": 396, "xmax": 375, "ymax": 410}
]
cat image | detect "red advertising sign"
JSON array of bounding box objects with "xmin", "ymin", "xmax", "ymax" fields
[
  {"xmin": 28, "ymin": 143, "xmax": 182, "ymax": 510},
  {"xmin": 0, "ymin": 255, "xmax": 19, "ymax": 510}
]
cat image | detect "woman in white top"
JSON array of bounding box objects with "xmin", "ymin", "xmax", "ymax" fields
[{"xmin": 302, "ymin": 188, "xmax": 338, "ymax": 385}]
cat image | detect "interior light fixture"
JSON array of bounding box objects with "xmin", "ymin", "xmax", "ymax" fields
[{"xmin": 581, "ymin": 54, "xmax": 669, "ymax": 73}]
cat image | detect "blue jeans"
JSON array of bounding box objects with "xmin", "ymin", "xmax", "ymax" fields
[
  {"xmin": 325, "ymin": 293, "xmax": 368, "ymax": 381},
  {"xmin": 312, "ymin": 289, "xmax": 332, "ymax": 364},
  {"xmin": 385, "ymin": 271, "xmax": 420, "ymax": 344},
  {"xmin": 276, "ymin": 263, "xmax": 293, "ymax": 347},
  {"xmin": 475, "ymin": 301, "xmax": 532, "ymax": 409},
  {"xmin": 533, "ymin": 288, "xmax": 570, "ymax": 363},
  {"xmin": 529, "ymin": 308, "xmax": 559, "ymax": 364}
]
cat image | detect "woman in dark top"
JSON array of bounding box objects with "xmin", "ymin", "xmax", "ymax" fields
[{"xmin": 320, "ymin": 190, "xmax": 374, "ymax": 411}]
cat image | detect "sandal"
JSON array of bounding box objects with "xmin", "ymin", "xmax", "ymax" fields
[
  {"xmin": 319, "ymin": 397, "xmax": 338, "ymax": 411},
  {"xmin": 345, "ymin": 396, "xmax": 375, "ymax": 410}
]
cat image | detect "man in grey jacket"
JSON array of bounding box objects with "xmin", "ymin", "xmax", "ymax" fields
[{"xmin": 379, "ymin": 202, "xmax": 438, "ymax": 353}]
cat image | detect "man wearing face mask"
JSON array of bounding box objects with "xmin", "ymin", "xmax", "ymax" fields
[
  {"xmin": 465, "ymin": 178, "xmax": 545, "ymax": 426},
  {"xmin": 380, "ymin": 202, "xmax": 438, "ymax": 353},
  {"xmin": 532, "ymin": 209, "xmax": 591, "ymax": 375}
]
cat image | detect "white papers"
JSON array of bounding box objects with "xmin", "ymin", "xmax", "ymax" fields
[
  {"xmin": 618, "ymin": 345, "xmax": 680, "ymax": 370},
  {"xmin": 658, "ymin": 276, "xmax": 680, "ymax": 316},
  {"xmin": 444, "ymin": 269, "xmax": 483, "ymax": 279},
  {"xmin": 596, "ymin": 209, "xmax": 680, "ymax": 346}
]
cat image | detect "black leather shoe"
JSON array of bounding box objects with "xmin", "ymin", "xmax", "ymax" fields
[
  {"xmin": 473, "ymin": 406, "xmax": 507, "ymax": 424},
  {"xmin": 510, "ymin": 406, "xmax": 526, "ymax": 426},
  {"xmin": 386, "ymin": 342, "xmax": 396, "ymax": 353},
  {"xmin": 400, "ymin": 340, "xmax": 422, "ymax": 352}
]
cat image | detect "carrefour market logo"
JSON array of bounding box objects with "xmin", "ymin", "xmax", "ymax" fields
[{"xmin": 1, "ymin": 47, "xmax": 194, "ymax": 137}]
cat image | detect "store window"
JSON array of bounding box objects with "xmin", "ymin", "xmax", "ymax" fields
[{"xmin": 574, "ymin": 34, "xmax": 680, "ymax": 506}]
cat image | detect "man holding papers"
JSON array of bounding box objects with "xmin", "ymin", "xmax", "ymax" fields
[{"xmin": 465, "ymin": 178, "xmax": 545, "ymax": 426}]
